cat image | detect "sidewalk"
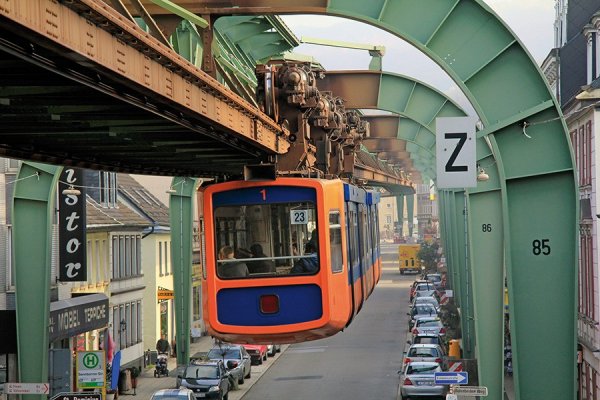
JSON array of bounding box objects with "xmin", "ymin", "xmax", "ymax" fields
[
  {"xmin": 125, "ymin": 336, "xmax": 286, "ymax": 400},
  {"xmin": 125, "ymin": 335, "xmax": 214, "ymax": 398}
]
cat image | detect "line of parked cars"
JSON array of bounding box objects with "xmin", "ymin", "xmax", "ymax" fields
[
  {"xmin": 150, "ymin": 342, "xmax": 281, "ymax": 400},
  {"xmin": 400, "ymin": 273, "xmax": 450, "ymax": 400}
]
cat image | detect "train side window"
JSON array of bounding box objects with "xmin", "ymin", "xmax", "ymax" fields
[{"xmin": 329, "ymin": 211, "xmax": 343, "ymax": 273}]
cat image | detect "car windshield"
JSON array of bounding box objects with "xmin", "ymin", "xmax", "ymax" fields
[
  {"xmin": 408, "ymin": 348, "xmax": 439, "ymax": 357},
  {"xmin": 184, "ymin": 365, "xmax": 219, "ymax": 379},
  {"xmin": 407, "ymin": 364, "xmax": 440, "ymax": 374},
  {"xmin": 414, "ymin": 292, "xmax": 435, "ymax": 298},
  {"xmin": 414, "ymin": 337, "xmax": 440, "ymax": 345},
  {"xmin": 416, "ymin": 283, "xmax": 434, "ymax": 290},
  {"xmin": 417, "ymin": 320, "xmax": 442, "ymax": 327},
  {"xmin": 413, "ymin": 305, "xmax": 436, "ymax": 315},
  {"xmin": 208, "ymin": 348, "xmax": 241, "ymax": 359}
]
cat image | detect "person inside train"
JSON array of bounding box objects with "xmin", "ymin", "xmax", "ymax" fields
[
  {"xmin": 290, "ymin": 241, "xmax": 318, "ymax": 274},
  {"xmin": 247, "ymin": 243, "xmax": 277, "ymax": 274},
  {"xmin": 217, "ymin": 245, "xmax": 250, "ymax": 278}
]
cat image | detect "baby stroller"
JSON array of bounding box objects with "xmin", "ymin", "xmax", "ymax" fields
[{"xmin": 154, "ymin": 352, "xmax": 169, "ymax": 377}]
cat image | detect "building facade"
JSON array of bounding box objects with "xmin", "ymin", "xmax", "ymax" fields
[{"xmin": 550, "ymin": 2, "xmax": 600, "ymax": 398}]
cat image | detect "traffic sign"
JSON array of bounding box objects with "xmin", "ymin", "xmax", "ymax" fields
[
  {"xmin": 435, "ymin": 116, "xmax": 478, "ymax": 188},
  {"xmin": 76, "ymin": 351, "xmax": 105, "ymax": 389},
  {"xmin": 50, "ymin": 393, "xmax": 102, "ymax": 400},
  {"xmin": 5, "ymin": 383, "xmax": 49, "ymax": 394},
  {"xmin": 451, "ymin": 385, "xmax": 488, "ymax": 396},
  {"xmin": 434, "ymin": 371, "xmax": 468, "ymax": 385}
]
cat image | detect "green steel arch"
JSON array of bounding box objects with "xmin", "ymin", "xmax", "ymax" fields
[
  {"xmin": 192, "ymin": 2, "xmax": 577, "ymax": 399},
  {"xmin": 326, "ymin": 3, "xmax": 577, "ymax": 399}
]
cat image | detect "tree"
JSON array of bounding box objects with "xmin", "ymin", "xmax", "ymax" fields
[{"xmin": 417, "ymin": 241, "xmax": 440, "ymax": 274}]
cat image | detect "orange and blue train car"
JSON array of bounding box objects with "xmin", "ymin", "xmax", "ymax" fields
[{"xmin": 199, "ymin": 177, "xmax": 381, "ymax": 344}]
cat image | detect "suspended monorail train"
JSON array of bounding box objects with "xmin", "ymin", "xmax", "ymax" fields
[{"xmin": 199, "ymin": 177, "xmax": 381, "ymax": 344}]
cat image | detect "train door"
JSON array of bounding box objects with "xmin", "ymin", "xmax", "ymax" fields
[
  {"xmin": 346, "ymin": 201, "xmax": 364, "ymax": 314},
  {"xmin": 357, "ymin": 205, "xmax": 371, "ymax": 296},
  {"xmin": 371, "ymin": 205, "xmax": 381, "ymax": 283}
]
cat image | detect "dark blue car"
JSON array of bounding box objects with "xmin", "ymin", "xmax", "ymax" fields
[{"xmin": 176, "ymin": 360, "xmax": 232, "ymax": 400}]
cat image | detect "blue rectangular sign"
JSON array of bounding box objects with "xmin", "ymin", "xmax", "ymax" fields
[{"xmin": 434, "ymin": 371, "xmax": 468, "ymax": 385}]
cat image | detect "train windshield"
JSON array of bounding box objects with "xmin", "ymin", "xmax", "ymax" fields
[{"xmin": 214, "ymin": 201, "xmax": 318, "ymax": 278}]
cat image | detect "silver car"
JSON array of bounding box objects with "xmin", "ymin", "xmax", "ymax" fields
[
  {"xmin": 207, "ymin": 345, "xmax": 252, "ymax": 385},
  {"xmin": 267, "ymin": 344, "xmax": 281, "ymax": 356},
  {"xmin": 414, "ymin": 282, "xmax": 437, "ymax": 298},
  {"xmin": 411, "ymin": 316, "xmax": 445, "ymax": 337},
  {"xmin": 403, "ymin": 344, "xmax": 446, "ymax": 370},
  {"xmin": 400, "ymin": 361, "xmax": 446, "ymax": 399},
  {"xmin": 408, "ymin": 303, "xmax": 438, "ymax": 330},
  {"xmin": 412, "ymin": 296, "xmax": 439, "ymax": 311}
]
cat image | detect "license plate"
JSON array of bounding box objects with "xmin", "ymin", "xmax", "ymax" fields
[
  {"xmin": 417, "ymin": 380, "xmax": 433, "ymax": 386},
  {"xmin": 196, "ymin": 394, "xmax": 206, "ymax": 398}
]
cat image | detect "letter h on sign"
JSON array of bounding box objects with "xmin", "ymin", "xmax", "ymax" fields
[{"xmin": 59, "ymin": 168, "xmax": 87, "ymax": 281}]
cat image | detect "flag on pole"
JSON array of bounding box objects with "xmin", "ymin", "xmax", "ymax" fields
[
  {"xmin": 111, "ymin": 350, "xmax": 121, "ymax": 391},
  {"xmin": 104, "ymin": 330, "xmax": 115, "ymax": 363}
]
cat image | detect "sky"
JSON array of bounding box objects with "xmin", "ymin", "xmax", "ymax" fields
[{"xmin": 280, "ymin": 0, "xmax": 556, "ymax": 114}]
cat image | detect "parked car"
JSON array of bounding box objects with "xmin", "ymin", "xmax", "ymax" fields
[
  {"xmin": 400, "ymin": 361, "xmax": 446, "ymax": 399},
  {"xmin": 411, "ymin": 295, "xmax": 439, "ymax": 311},
  {"xmin": 408, "ymin": 304, "xmax": 438, "ymax": 330},
  {"xmin": 267, "ymin": 344, "xmax": 281, "ymax": 357},
  {"xmin": 176, "ymin": 360, "xmax": 231, "ymax": 400},
  {"xmin": 409, "ymin": 333, "xmax": 448, "ymax": 355},
  {"xmin": 411, "ymin": 316, "xmax": 446, "ymax": 337},
  {"xmin": 403, "ymin": 344, "xmax": 446, "ymax": 370},
  {"xmin": 425, "ymin": 273, "xmax": 443, "ymax": 288},
  {"xmin": 409, "ymin": 280, "xmax": 429, "ymax": 302},
  {"xmin": 207, "ymin": 345, "xmax": 252, "ymax": 385},
  {"xmin": 242, "ymin": 344, "xmax": 268, "ymax": 365},
  {"xmin": 413, "ymin": 282, "xmax": 438, "ymax": 299},
  {"xmin": 151, "ymin": 388, "xmax": 195, "ymax": 400}
]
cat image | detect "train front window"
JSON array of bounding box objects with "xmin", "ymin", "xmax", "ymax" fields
[{"xmin": 214, "ymin": 201, "xmax": 318, "ymax": 278}]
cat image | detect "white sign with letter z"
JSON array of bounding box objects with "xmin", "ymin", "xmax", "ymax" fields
[{"xmin": 436, "ymin": 117, "xmax": 478, "ymax": 188}]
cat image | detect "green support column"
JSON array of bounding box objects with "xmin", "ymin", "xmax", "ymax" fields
[
  {"xmin": 439, "ymin": 191, "xmax": 455, "ymax": 292},
  {"xmin": 467, "ymin": 165, "xmax": 504, "ymax": 398},
  {"xmin": 448, "ymin": 192, "xmax": 462, "ymax": 307},
  {"xmin": 453, "ymin": 190, "xmax": 476, "ymax": 359},
  {"xmin": 396, "ymin": 195, "xmax": 404, "ymax": 236},
  {"xmin": 13, "ymin": 162, "xmax": 61, "ymax": 400},
  {"xmin": 406, "ymin": 194, "xmax": 415, "ymax": 237},
  {"xmin": 169, "ymin": 176, "xmax": 199, "ymax": 366}
]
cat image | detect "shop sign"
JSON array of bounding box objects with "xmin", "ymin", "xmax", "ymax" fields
[
  {"xmin": 59, "ymin": 168, "xmax": 87, "ymax": 281},
  {"xmin": 158, "ymin": 286, "xmax": 174, "ymax": 301},
  {"xmin": 49, "ymin": 294, "xmax": 109, "ymax": 341}
]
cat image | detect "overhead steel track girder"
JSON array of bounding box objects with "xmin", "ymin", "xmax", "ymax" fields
[
  {"xmin": 168, "ymin": 2, "xmax": 579, "ymax": 399},
  {"xmin": 320, "ymin": 70, "xmax": 465, "ymax": 152},
  {"xmin": 319, "ymin": 70, "xmax": 466, "ymax": 179},
  {"xmin": 0, "ymin": 0, "xmax": 290, "ymax": 177},
  {"xmin": 354, "ymin": 150, "xmax": 416, "ymax": 192}
]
